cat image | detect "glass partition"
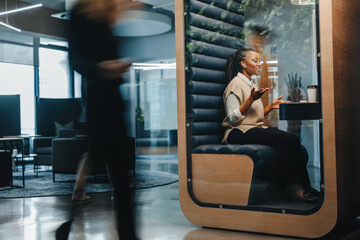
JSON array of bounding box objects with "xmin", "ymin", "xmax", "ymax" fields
[
  {"xmin": 184, "ymin": 0, "xmax": 322, "ymax": 214},
  {"xmin": 39, "ymin": 48, "xmax": 70, "ymax": 98},
  {"xmin": 0, "ymin": 62, "xmax": 34, "ymax": 134},
  {"xmin": 244, "ymin": 0, "xmax": 322, "ymax": 193},
  {"xmin": 122, "ymin": 60, "xmax": 178, "ymax": 172}
]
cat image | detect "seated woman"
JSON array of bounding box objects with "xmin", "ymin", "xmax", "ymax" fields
[{"xmin": 222, "ymin": 47, "xmax": 319, "ymax": 202}]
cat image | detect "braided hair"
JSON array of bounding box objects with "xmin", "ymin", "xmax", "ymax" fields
[{"xmin": 225, "ymin": 47, "xmax": 255, "ymax": 88}]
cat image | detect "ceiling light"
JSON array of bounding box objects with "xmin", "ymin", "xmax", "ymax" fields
[
  {"xmin": 113, "ymin": 10, "xmax": 171, "ymax": 37},
  {"xmin": 132, "ymin": 62, "xmax": 176, "ymax": 70},
  {"xmin": 153, "ymin": 2, "xmax": 174, "ymax": 9},
  {"xmin": 0, "ymin": 3, "xmax": 43, "ymax": 16},
  {"xmin": 0, "ymin": 3, "xmax": 43, "ymax": 32},
  {"xmin": 0, "ymin": 21, "xmax": 21, "ymax": 32},
  {"xmin": 291, "ymin": 0, "xmax": 315, "ymax": 5}
]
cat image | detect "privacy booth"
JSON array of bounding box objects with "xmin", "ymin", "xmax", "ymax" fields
[{"xmin": 176, "ymin": 0, "xmax": 360, "ymax": 238}]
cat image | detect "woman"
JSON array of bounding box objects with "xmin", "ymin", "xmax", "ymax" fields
[
  {"xmin": 222, "ymin": 47, "xmax": 319, "ymax": 202},
  {"xmin": 56, "ymin": 0, "xmax": 140, "ymax": 239}
]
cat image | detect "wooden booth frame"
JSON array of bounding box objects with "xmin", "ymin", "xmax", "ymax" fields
[{"xmin": 175, "ymin": 0, "xmax": 360, "ymax": 238}]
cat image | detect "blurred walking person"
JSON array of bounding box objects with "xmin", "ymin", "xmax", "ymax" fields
[{"xmin": 56, "ymin": 0, "xmax": 141, "ymax": 239}]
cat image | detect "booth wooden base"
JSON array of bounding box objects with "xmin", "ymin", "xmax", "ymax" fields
[{"xmin": 192, "ymin": 154, "xmax": 253, "ymax": 206}]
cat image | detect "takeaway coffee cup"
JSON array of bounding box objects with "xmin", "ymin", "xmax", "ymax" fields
[{"xmin": 307, "ymin": 85, "xmax": 318, "ymax": 102}]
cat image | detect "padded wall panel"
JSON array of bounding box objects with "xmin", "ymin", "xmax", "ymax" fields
[
  {"xmin": 186, "ymin": 0, "xmax": 245, "ymax": 149},
  {"xmin": 192, "ymin": 122, "xmax": 221, "ymax": 135},
  {"xmin": 189, "ymin": 27, "xmax": 245, "ymax": 50},
  {"xmin": 188, "ymin": 40, "xmax": 237, "ymax": 59},
  {"xmin": 191, "ymin": 95, "xmax": 223, "ymax": 109},
  {"xmin": 192, "ymin": 109, "xmax": 223, "ymax": 122},
  {"xmin": 190, "ymin": 81, "xmax": 224, "ymax": 95},
  {"xmin": 197, "ymin": 0, "xmax": 244, "ymax": 14},
  {"xmin": 189, "ymin": 13, "xmax": 243, "ymax": 38},
  {"xmin": 188, "ymin": 0, "xmax": 245, "ymax": 26},
  {"xmin": 190, "ymin": 67, "xmax": 225, "ymax": 82},
  {"xmin": 190, "ymin": 53, "xmax": 226, "ymax": 71}
]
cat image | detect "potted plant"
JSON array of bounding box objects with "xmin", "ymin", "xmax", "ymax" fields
[{"xmin": 285, "ymin": 72, "xmax": 307, "ymax": 138}]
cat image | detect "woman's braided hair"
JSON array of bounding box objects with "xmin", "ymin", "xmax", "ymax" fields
[{"xmin": 225, "ymin": 47, "xmax": 255, "ymax": 88}]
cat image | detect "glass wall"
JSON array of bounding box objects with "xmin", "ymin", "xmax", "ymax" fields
[
  {"xmin": 123, "ymin": 60, "xmax": 177, "ymax": 158},
  {"xmin": 243, "ymin": 0, "xmax": 321, "ymax": 191},
  {"xmin": 0, "ymin": 31, "xmax": 35, "ymax": 134},
  {"xmin": 0, "ymin": 62, "xmax": 34, "ymax": 134},
  {"xmin": 39, "ymin": 48, "xmax": 70, "ymax": 98},
  {"xmin": 0, "ymin": 30, "xmax": 77, "ymax": 134}
]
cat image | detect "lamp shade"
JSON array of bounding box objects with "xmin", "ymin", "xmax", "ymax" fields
[{"xmin": 112, "ymin": 10, "xmax": 171, "ymax": 37}]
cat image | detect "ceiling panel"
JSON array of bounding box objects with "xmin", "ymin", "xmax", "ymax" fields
[{"xmin": 21, "ymin": 0, "xmax": 174, "ymax": 12}]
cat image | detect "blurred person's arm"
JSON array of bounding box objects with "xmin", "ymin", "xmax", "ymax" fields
[{"xmin": 96, "ymin": 60, "xmax": 131, "ymax": 80}]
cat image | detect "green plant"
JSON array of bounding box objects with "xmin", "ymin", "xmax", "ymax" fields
[
  {"xmin": 285, "ymin": 72, "xmax": 307, "ymax": 138},
  {"xmin": 285, "ymin": 72, "xmax": 307, "ymax": 102},
  {"xmin": 242, "ymin": 0, "xmax": 314, "ymax": 57},
  {"xmin": 135, "ymin": 106, "xmax": 144, "ymax": 123}
]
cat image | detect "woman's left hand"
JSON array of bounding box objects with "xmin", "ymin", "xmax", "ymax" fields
[{"xmin": 271, "ymin": 96, "xmax": 291, "ymax": 109}]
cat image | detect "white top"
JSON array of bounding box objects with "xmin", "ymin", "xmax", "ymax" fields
[{"xmin": 224, "ymin": 73, "xmax": 253, "ymax": 125}]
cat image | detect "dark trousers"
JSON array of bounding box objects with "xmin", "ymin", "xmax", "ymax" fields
[
  {"xmin": 89, "ymin": 136, "xmax": 136, "ymax": 240},
  {"xmin": 228, "ymin": 127, "xmax": 310, "ymax": 188}
]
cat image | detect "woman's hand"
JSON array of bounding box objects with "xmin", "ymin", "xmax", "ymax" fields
[
  {"xmin": 96, "ymin": 59, "xmax": 132, "ymax": 80},
  {"xmin": 250, "ymin": 87, "xmax": 269, "ymax": 102},
  {"xmin": 240, "ymin": 87, "xmax": 268, "ymax": 116},
  {"xmin": 271, "ymin": 95, "xmax": 291, "ymax": 109}
]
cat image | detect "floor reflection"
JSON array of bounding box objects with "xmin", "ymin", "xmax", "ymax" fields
[{"xmin": 0, "ymin": 158, "xmax": 359, "ymax": 240}]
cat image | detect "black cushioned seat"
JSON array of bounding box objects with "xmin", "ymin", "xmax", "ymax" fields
[{"xmin": 193, "ymin": 144, "xmax": 280, "ymax": 183}]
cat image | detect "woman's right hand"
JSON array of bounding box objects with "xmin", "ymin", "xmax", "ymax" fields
[
  {"xmin": 96, "ymin": 59, "xmax": 132, "ymax": 80},
  {"xmin": 250, "ymin": 87, "xmax": 269, "ymax": 102}
]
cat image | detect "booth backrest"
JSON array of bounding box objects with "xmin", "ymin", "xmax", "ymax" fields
[
  {"xmin": 36, "ymin": 98, "xmax": 82, "ymax": 137},
  {"xmin": 186, "ymin": 0, "xmax": 246, "ymax": 149},
  {"xmin": 0, "ymin": 94, "xmax": 21, "ymax": 137}
]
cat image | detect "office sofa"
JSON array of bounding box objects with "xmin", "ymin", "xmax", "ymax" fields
[
  {"xmin": 33, "ymin": 98, "xmax": 84, "ymax": 172},
  {"xmin": 52, "ymin": 134, "xmax": 136, "ymax": 182}
]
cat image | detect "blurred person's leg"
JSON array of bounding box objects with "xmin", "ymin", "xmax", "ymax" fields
[
  {"xmin": 72, "ymin": 151, "xmax": 92, "ymax": 204},
  {"xmin": 104, "ymin": 139, "xmax": 137, "ymax": 240}
]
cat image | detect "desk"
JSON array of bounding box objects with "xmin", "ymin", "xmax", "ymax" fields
[
  {"xmin": 279, "ymin": 102, "xmax": 321, "ymax": 120},
  {"xmin": 4, "ymin": 134, "xmax": 40, "ymax": 155},
  {"xmin": 0, "ymin": 138, "xmax": 24, "ymax": 189}
]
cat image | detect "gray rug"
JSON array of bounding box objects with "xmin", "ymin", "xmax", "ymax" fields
[{"xmin": 0, "ymin": 169, "xmax": 178, "ymax": 198}]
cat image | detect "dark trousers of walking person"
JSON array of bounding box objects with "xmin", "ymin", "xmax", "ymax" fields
[
  {"xmin": 227, "ymin": 127, "xmax": 310, "ymax": 188},
  {"xmin": 89, "ymin": 138, "xmax": 136, "ymax": 239},
  {"xmin": 56, "ymin": 87, "xmax": 137, "ymax": 240},
  {"xmin": 86, "ymin": 82, "xmax": 137, "ymax": 240}
]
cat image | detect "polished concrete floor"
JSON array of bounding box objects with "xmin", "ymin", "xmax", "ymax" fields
[{"xmin": 1, "ymin": 158, "xmax": 360, "ymax": 240}]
